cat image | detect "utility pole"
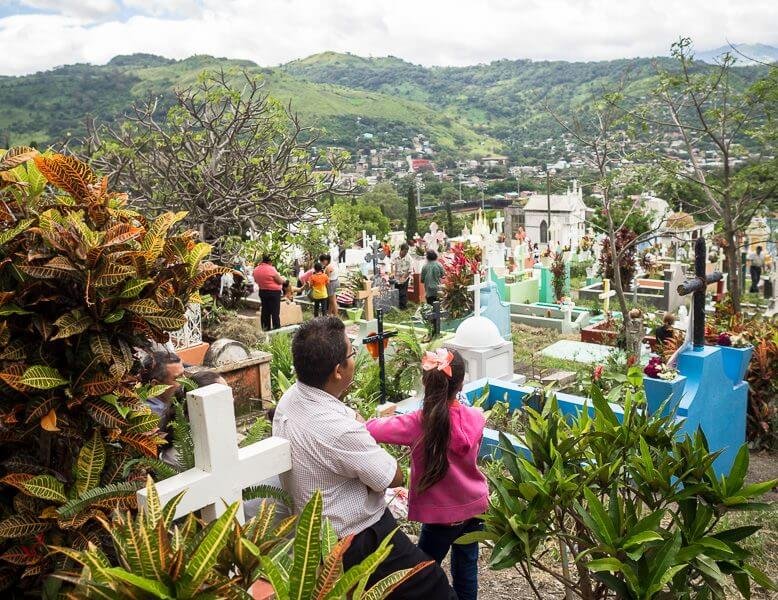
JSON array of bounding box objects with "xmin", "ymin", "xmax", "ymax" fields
[{"xmin": 546, "ymin": 170, "xmax": 552, "ymax": 244}]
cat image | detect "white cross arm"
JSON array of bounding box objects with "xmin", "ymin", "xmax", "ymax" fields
[
  {"xmin": 136, "ymin": 384, "xmax": 292, "ymax": 523},
  {"xmin": 598, "ymin": 289, "xmax": 616, "ymax": 299}
]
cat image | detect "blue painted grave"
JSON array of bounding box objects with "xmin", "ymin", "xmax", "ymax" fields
[
  {"xmin": 480, "ymin": 281, "xmax": 511, "ymax": 340},
  {"xmin": 537, "ymin": 263, "xmax": 571, "ymax": 303},
  {"xmin": 393, "ymin": 343, "xmax": 750, "ymax": 476}
]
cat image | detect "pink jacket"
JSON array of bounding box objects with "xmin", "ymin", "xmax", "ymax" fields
[{"xmin": 366, "ymin": 403, "xmax": 488, "ymax": 524}]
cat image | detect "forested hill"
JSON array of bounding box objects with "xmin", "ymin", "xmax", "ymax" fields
[{"xmin": 0, "ymin": 51, "xmax": 766, "ymax": 161}]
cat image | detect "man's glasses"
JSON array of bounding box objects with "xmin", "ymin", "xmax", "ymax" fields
[{"xmin": 343, "ymin": 348, "xmax": 357, "ymax": 362}]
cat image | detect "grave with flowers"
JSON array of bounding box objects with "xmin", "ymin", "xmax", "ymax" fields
[{"xmin": 392, "ymin": 242, "xmax": 750, "ymax": 476}]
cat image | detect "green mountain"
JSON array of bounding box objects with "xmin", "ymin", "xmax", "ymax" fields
[
  {"xmin": 0, "ymin": 53, "xmax": 497, "ymax": 158},
  {"xmin": 0, "ymin": 51, "xmax": 766, "ymax": 161}
]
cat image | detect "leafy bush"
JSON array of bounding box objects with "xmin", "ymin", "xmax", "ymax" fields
[
  {"xmin": 59, "ymin": 482, "xmax": 430, "ymax": 599},
  {"xmin": 0, "ymin": 148, "xmax": 226, "ymax": 592},
  {"xmin": 259, "ymin": 332, "xmax": 295, "ymax": 399},
  {"xmin": 599, "ymin": 227, "xmax": 637, "ymax": 286},
  {"xmin": 440, "ymin": 242, "xmax": 481, "ymax": 319},
  {"xmin": 465, "ymin": 376, "xmax": 777, "ymax": 599},
  {"xmin": 55, "ymin": 477, "xmax": 292, "ymax": 597},
  {"xmin": 550, "ymin": 251, "xmax": 566, "ymax": 301}
]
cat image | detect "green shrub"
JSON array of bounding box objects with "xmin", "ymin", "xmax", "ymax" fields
[{"xmin": 465, "ymin": 373, "xmax": 778, "ymax": 599}]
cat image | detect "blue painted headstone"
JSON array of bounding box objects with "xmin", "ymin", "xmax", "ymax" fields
[{"xmin": 480, "ymin": 281, "xmax": 511, "ymax": 340}]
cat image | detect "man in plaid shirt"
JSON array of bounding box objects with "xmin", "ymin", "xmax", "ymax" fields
[{"xmin": 273, "ymin": 317, "xmax": 456, "ymax": 599}]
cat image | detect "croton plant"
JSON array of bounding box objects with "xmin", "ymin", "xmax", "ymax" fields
[{"xmin": 0, "ymin": 147, "xmax": 228, "ymax": 593}]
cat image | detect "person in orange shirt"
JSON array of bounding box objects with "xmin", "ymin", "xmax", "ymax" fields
[{"xmin": 309, "ymin": 262, "xmax": 330, "ymax": 317}]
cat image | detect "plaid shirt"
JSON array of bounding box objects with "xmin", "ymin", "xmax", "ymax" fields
[
  {"xmin": 392, "ymin": 253, "xmax": 412, "ymax": 284},
  {"xmin": 272, "ymin": 382, "xmax": 396, "ymax": 537}
]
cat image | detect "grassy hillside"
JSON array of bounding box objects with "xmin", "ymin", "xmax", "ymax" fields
[
  {"xmin": 282, "ymin": 52, "xmax": 766, "ymax": 155},
  {"xmin": 0, "ymin": 54, "xmax": 496, "ymax": 156},
  {"xmin": 0, "ymin": 51, "xmax": 766, "ymax": 160}
]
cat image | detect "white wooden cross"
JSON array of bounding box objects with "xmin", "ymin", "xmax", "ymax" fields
[
  {"xmin": 137, "ymin": 384, "xmax": 291, "ymax": 524},
  {"xmin": 467, "ymin": 272, "xmax": 490, "ymax": 317},
  {"xmin": 599, "ymin": 278, "xmax": 616, "ymax": 314}
]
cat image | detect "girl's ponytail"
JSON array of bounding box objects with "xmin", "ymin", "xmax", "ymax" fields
[{"xmin": 418, "ymin": 349, "xmax": 465, "ymax": 492}]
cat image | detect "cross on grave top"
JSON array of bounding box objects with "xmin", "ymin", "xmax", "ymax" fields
[
  {"xmin": 467, "ymin": 272, "xmax": 490, "ymax": 317},
  {"xmin": 676, "ymin": 237, "xmax": 722, "ymax": 349},
  {"xmin": 425, "ymin": 301, "xmax": 448, "ymax": 337},
  {"xmin": 362, "ymin": 309, "xmax": 398, "ymax": 405},
  {"xmin": 356, "ymin": 280, "xmax": 380, "ymax": 321},
  {"xmin": 598, "ymin": 278, "xmax": 617, "ymax": 314},
  {"xmin": 137, "ymin": 384, "xmax": 291, "ymax": 523}
]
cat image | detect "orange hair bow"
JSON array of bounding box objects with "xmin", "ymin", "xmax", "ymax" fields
[{"xmin": 421, "ymin": 348, "xmax": 454, "ymax": 378}]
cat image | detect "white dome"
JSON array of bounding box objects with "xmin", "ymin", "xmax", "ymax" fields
[{"xmin": 452, "ymin": 316, "xmax": 504, "ymax": 349}]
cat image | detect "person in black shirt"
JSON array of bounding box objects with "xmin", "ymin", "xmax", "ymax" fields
[{"xmin": 654, "ymin": 311, "xmax": 675, "ymax": 345}]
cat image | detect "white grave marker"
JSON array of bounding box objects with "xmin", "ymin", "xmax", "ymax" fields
[
  {"xmin": 467, "ymin": 272, "xmax": 490, "ymax": 316},
  {"xmin": 137, "ymin": 384, "xmax": 291, "ymax": 523}
]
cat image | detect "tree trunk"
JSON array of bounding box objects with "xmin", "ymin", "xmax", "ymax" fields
[{"xmin": 724, "ymin": 227, "xmax": 741, "ymax": 312}]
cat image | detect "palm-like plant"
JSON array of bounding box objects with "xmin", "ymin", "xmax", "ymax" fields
[
  {"xmin": 246, "ymin": 490, "xmax": 431, "ymax": 600},
  {"xmin": 55, "ymin": 477, "xmax": 277, "ymax": 599}
]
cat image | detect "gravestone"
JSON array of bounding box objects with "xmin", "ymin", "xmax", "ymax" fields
[
  {"xmin": 481, "ymin": 282, "xmax": 511, "ymax": 340},
  {"xmin": 137, "ymin": 384, "xmax": 291, "ymax": 523},
  {"xmin": 362, "ymin": 309, "xmax": 398, "ymax": 405},
  {"xmin": 204, "ymin": 338, "xmax": 251, "ymax": 367},
  {"xmin": 373, "ymin": 280, "xmax": 399, "ymax": 313},
  {"xmin": 537, "ymin": 262, "xmax": 571, "ymax": 303},
  {"xmin": 598, "ymin": 278, "xmax": 616, "ymax": 314},
  {"xmin": 445, "ymin": 273, "xmax": 521, "ymax": 384}
]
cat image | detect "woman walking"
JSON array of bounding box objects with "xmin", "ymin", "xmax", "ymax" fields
[{"xmin": 253, "ymin": 254, "xmax": 285, "ymax": 331}]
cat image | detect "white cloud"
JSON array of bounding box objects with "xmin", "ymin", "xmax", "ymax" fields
[
  {"xmin": 0, "ymin": 0, "xmax": 776, "ymax": 75},
  {"xmin": 17, "ymin": 0, "xmax": 119, "ymax": 19}
]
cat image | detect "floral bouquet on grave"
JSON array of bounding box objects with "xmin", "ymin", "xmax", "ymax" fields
[
  {"xmin": 717, "ymin": 331, "xmax": 751, "ymax": 348},
  {"xmin": 643, "ymin": 355, "xmax": 680, "ymax": 381},
  {"xmin": 579, "ymin": 235, "xmax": 592, "ymax": 252}
]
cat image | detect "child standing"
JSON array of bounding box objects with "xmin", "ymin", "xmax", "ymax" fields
[
  {"xmin": 309, "ymin": 262, "xmax": 330, "ymax": 317},
  {"xmin": 366, "ymin": 349, "xmax": 487, "ymax": 600}
]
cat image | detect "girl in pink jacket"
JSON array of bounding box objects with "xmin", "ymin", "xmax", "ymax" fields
[{"xmin": 366, "ymin": 349, "xmax": 487, "ymax": 600}]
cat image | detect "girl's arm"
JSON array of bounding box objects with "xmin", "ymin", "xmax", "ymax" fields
[{"xmin": 365, "ymin": 412, "xmax": 420, "ymax": 446}]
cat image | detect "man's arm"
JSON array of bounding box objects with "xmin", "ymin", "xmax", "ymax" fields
[
  {"xmin": 389, "ymin": 464, "xmax": 404, "ymax": 488},
  {"xmin": 333, "ymin": 427, "xmax": 398, "ymax": 493}
]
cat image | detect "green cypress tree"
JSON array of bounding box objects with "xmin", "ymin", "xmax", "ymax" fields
[{"xmin": 405, "ymin": 182, "xmax": 418, "ymax": 242}]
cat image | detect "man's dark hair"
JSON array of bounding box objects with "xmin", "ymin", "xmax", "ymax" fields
[
  {"xmin": 188, "ymin": 368, "xmax": 225, "ymax": 388},
  {"xmin": 261, "ymin": 254, "xmax": 273, "ymax": 263},
  {"xmin": 400, "ymin": 243, "xmax": 409, "ymax": 252},
  {"xmin": 292, "ymin": 316, "xmax": 348, "ymax": 388},
  {"xmin": 757, "ymin": 246, "xmax": 763, "ymax": 253},
  {"xmin": 318, "ymin": 253, "xmax": 331, "ymax": 263},
  {"xmin": 426, "ymin": 250, "xmax": 438, "ymax": 261},
  {"xmin": 140, "ymin": 350, "xmax": 182, "ymax": 384}
]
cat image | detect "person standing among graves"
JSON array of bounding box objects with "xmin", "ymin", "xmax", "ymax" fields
[
  {"xmin": 654, "ymin": 311, "xmax": 676, "ymax": 346},
  {"xmin": 748, "ymin": 246, "xmax": 765, "ymax": 293},
  {"xmin": 365, "ymin": 349, "xmax": 487, "ymax": 600},
  {"xmin": 273, "ymin": 317, "xmax": 457, "ymax": 600},
  {"xmin": 392, "ymin": 243, "xmax": 412, "ymax": 309},
  {"xmin": 309, "ymin": 262, "xmax": 330, "ymax": 317},
  {"xmin": 319, "ymin": 253, "xmax": 340, "ymax": 316},
  {"xmin": 253, "ymin": 255, "xmax": 285, "ymax": 331},
  {"xmin": 421, "ymin": 249, "xmax": 445, "ymax": 306}
]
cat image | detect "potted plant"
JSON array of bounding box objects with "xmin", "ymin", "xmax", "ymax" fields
[
  {"xmin": 716, "ymin": 331, "xmax": 754, "ymax": 384},
  {"xmin": 643, "ymin": 355, "xmax": 687, "ymax": 417}
]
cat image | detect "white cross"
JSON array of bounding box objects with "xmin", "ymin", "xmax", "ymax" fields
[
  {"xmin": 492, "ymin": 214, "xmax": 505, "ymax": 234},
  {"xmin": 137, "ymin": 384, "xmax": 291, "ymax": 523},
  {"xmin": 467, "ymin": 272, "xmax": 490, "ymax": 317},
  {"xmin": 598, "ymin": 278, "xmax": 617, "ymax": 314}
]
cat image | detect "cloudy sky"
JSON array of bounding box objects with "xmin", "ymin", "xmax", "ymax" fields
[{"xmin": 0, "ymin": 0, "xmax": 776, "ymax": 76}]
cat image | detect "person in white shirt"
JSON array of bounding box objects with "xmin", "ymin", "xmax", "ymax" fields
[
  {"xmin": 273, "ymin": 317, "xmax": 456, "ymax": 599},
  {"xmin": 748, "ymin": 246, "xmax": 766, "ymax": 293}
]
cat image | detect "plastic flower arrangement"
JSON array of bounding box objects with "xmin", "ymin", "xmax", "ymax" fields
[
  {"xmin": 643, "ymin": 355, "xmax": 679, "ymax": 381},
  {"xmin": 718, "ymin": 332, "xmax": 750, "ymax": 348}
]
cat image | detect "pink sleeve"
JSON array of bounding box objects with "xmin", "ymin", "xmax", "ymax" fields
[{"xmin": 365, "ymin": 412, "xmax": 421, "ymax": 446}]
